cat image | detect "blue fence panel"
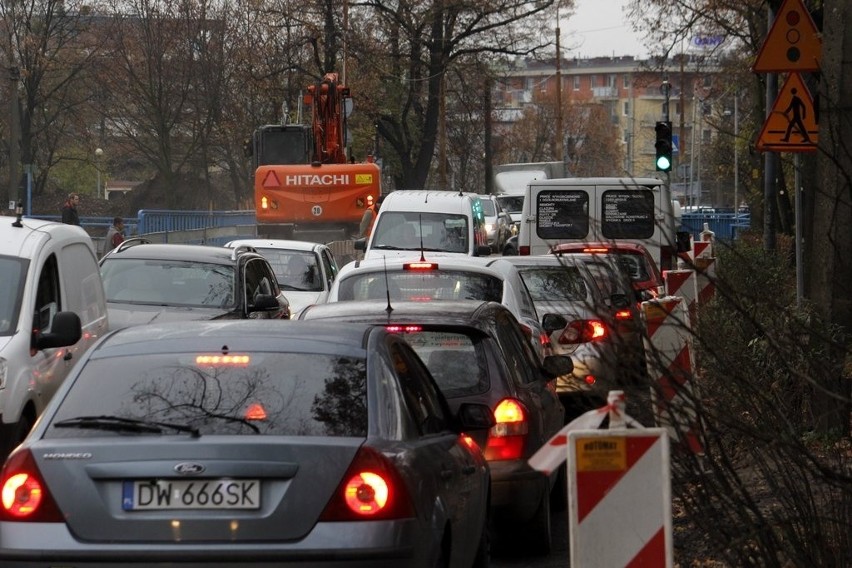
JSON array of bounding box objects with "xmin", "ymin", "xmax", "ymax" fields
[
  {"xmin": 28, "ymin": 215, "xmax": 140, "ymax": 236},
  {"xmin": 681, "ymin": 213, "xmax": 751, "ymax": 241},
  {"xmin": 136, "ymin": 210, "xmax": 256, "ymax": 234}
]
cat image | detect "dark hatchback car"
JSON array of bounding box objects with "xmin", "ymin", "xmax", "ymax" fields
[
  {"xmin": 99, "ymin": 240, "xmax": 290, "ymax": 329},
  {"xmin": 300, "ymin": 300, "xmax": 573, "ymax": 555},
  {"xmin": 0, "ymin": 320, "xmax": 493, "ymax": 567}
]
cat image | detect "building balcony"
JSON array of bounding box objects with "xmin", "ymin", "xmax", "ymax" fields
[{"xmin": 591, "ymin": 86, "xmax": 618, "ymax": 99}]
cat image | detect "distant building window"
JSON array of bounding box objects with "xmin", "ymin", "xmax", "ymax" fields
[
  {"xmin": 675, "ymin": 102, "xmax": 682, "ymax": 117},
  {"xmin": 607, "ymin": 74, "xmax": 616, "ymax": 88},
  {"xmin": 623, "ymin": 101, "xmax": 630, "ymax": 116},
  {"xmin": 702, "ymin": 129, "xmax": 712, "ymax": 144},
  {"xmin": 573, "ymin": 75, "xmax": 580, "ymax": 90},
  {"xmin": 703, "ymin": 75, "xmax": 712, "ymax": 88},
  {"xmin": 590, "ymin": 75, "xmax": 597, "ymax": 88},
  {"xmin": 623, "ymin": 74, "xmax": 630, "ymax": 89}
]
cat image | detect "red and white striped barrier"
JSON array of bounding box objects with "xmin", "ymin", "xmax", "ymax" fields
[
  {"xmin": 568, "ymin": 428, "xmax": 672, "ymax": 567},
  {"xmin": 529, "ymin": 391, "xmax": 672, "ymax": 567},
  {"xmin": 642, "ymin": 296, "xmax": 703, "ymax": 454},
  {"xmin": 663, "ymin": 268, "xmax": 698, "ymax": 326},
  {"xmin": 692, "ymin": 241, "xmax": 716, "ymax": 306}
]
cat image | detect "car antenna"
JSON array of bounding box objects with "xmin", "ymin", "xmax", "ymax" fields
[
  {"xmin": 11, "ymin": 201, "xmax": 23, "ymax": 227},
  {"xmin": 382, "ymin": 255, "xmax": 393, "ymax": 316},
  {"xmin": 418, "ymin": 213, "xmax": 426, "ymax": 262}
]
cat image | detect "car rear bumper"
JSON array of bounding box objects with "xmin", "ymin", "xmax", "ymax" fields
[
  {"xmin": 489, "ymin": 461, "xmax": 549, "ymax": 522},
  {"xmin": 0, "ymin": 520, "xmax": 430, "ymax": 567}
]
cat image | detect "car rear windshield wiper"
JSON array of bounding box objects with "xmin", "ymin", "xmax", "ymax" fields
[{"xmin": 52, "ymin": 415, "xmax": 201, "ymax": 437}]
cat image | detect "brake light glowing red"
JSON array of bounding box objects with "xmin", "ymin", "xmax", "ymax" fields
[
  {"xmin": 485, "ymin": 399, "xmax": 529, "ymax": 461},
  {"xmin": 344, "ymin": 472, "xmax": 389, "ymax": 515},
  {"xmin": 0, "ymin": 450, "xmax": 62, "ymax": 522},
  {"xmin": 403, "ymin": 262, "xmax": 437, "ymax": 271},
  {"xmin": 196, "ymin": 354, "xmax": 250, "ymax": 366},
  {"xmin": 319, "ymin": 447, "xmax": 414, "ymax": 521},
  {"xmin": 584, "ymin": 375, "xmax": 596, "ymax": 385},
  {"xmin": 558, "ymin": 320, "xmax": 608, "ymax": 344},
  {"xmin": 614, "ymin": 308, "xmax": 633, "ymax": 320},
  {"xmin": 582, "ymin": 247, "xmax": 610, "ymax": 253},
  {"xmin": 385, "ymin": 325, "xmax": 422, "ymax": 334},
  {"xmin": 244, "ymin": 403, "xmax": 267, "ymax": 421}
]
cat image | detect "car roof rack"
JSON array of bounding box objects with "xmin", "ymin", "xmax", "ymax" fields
[
  {"xmin": 113, "ymin": 237, "xmax": 151, "ymax": 254},
  {"xmin": 229, "ymin": 244, "xmax": 258, "ymax": 260}
]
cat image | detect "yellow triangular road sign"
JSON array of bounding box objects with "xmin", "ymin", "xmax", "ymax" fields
[
  {"xmin": 756, "ymin": 72, "xmax": 818, "ymax": 152},
  {"xmin": 752, "ymin": 0, "xmax": 822, "ymax": 73}
]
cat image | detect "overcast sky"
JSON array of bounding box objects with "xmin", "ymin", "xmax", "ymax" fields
[{"xmin": 561, "ymin": 0, "xmax": 649, "ymax": 59}]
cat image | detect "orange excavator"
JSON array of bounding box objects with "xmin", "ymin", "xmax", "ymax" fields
[{"xmin": 250, "ymin": 72, "xmax": 381, "ymax": 242}]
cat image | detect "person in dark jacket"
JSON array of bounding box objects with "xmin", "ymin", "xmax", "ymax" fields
[{"xmin": 61, "ymin": 193, "xmax": 81, "ymax": 225}]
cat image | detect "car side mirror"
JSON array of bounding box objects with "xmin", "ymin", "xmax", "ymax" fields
[
  {"xmin": 353, "ymin": 238, "xmax": 367, "ymax": 251},
  {"xmin": 455, "ymin": 403, "xmax": 496, "ymax": 431},
  {"xmin": 541, "ymin": 313, "xmax": 568, "ymax": 333},
  {"xmin": 542, "ymin": 354, "xmax": 574, "ymax": 379},
  {"xmin": 251, "ymin": 294, "xmax": 282, "ymax": 312},
  {"xmin": 33, "ymin": 311, "xmax": 82, "ymax": 350}
]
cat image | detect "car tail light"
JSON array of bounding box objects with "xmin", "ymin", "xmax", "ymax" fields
[
  {"xmin": 484, "ymin": 398, "xmax": 529, "ymax": 461},
  {"xmin": 0, "ymin": 450, "xmax": 63, "ymax": 522},
  {"xmin": 260, "ymin": 196, "xmax": 269, "ymax": 210},
  {"xmin": 614, "ymin": 308, "xmax": 633, "ymax": 321},
  {"xmin": 558, "ymin": 320, "xmax": 608, "ymax": 344},
  {"xmin": 519, "ymin": 245, "xmax": 530, "ymax": 255},
  {"xmin": 319, "ymin": 447, "xmax": 415, "ymax": 521},
  {"xmin": 582, "ymin": 247, "xmax": 610, "ymax": 253},
  {"xmin": 385, "ymin": 325, "xmax": 422, "ymax": 334}
]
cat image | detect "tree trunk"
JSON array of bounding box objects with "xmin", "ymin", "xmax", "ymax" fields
[{"xmin": 811, "ymin": 0, "xmax": 852, "ymax": 437}]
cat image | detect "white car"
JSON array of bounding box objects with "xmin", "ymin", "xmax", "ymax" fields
[
  {"xmin": 224, "ymin": 239, "xmax": 340, "ymax": 316},
  {"xmin": 328, "ymin": 255, "xmax": 551, "ymax": 359},
  {"xmin": 490, "ymin": 255, "xmax": 645, "ymax": 416}
]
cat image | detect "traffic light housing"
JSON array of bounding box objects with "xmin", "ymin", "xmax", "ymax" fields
[{"xmin": 655, "ymin": 121, "xmax": 673, "ymax": 172}]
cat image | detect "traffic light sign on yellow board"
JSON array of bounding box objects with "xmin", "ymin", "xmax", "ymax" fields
[{"xmin": 655, "ymin": 121, "xmax": 673, "ymax": 172}]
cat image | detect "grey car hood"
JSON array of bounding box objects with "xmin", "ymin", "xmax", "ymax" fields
[{"xmin": 107, "ymin": 303, "xmax": 233, "ymax": 331}]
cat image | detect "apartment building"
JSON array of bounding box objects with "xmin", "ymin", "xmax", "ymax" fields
[{"xmin": 494, "ymin": 55, "xmax": 720, "ymax": 202}]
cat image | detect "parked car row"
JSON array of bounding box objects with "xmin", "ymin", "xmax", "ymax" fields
[{"xmin": 1, "ymin": 202, "xmax": 663, "ymax": 565}]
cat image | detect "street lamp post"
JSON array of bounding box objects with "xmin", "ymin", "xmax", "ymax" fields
[{"xmin": 95, "ymin": 147, "xmax": 104, "ymax": 199}]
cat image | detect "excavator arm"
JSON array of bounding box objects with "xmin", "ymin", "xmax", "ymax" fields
[{"xmin": 304, "ymin": 72, "xmax": 350, "ymax": 164}]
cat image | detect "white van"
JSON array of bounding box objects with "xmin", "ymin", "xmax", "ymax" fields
[
  {"xmin": 355, "ymin": 190, "xmax": 492, "ymax": 259},
  {"xmin": 0, "ymin": 214, "xmax": 109, "ymax": 457},
  {"xmin": 518, "ymin": 177, "xmax": 689, "ymax": 271}
]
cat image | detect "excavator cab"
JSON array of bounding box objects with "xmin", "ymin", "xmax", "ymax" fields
[{"xmin": 251, "ymin": 124, "xmax": 312, "ymax": 169}]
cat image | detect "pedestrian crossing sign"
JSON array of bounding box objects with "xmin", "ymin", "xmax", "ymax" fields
[{"xmin": 756, "ymin": 72, "xmax": 818, "ymax": 152}]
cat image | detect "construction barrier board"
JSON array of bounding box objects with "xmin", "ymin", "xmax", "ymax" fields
[{"xmin": 568, "ymin": 428, "xmax": 673, "ymax": 567}]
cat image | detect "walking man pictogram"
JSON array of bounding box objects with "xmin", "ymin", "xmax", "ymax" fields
[{"xmin": 782, "ymin": 88, "xmax": 811, "ymax": 143}]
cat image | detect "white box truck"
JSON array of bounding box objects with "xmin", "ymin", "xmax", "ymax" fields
[{"xmin": 517, "ymin": 177, "xmax": 689, "ymax": 271}]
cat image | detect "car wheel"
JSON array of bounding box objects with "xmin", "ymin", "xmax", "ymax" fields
[
  {"xmin": 522, "ymin": 482, "xmax": 552, "ymax": 555},
  {"xmin": 471, "ymin": 511, "xmax": 491, "ymax": 568},
  {"xmin": 550, "ymin": 461, "xmax": 568, "ymax": 512},
  {"xmin": 0, "ymin": 413, "xmax": 34, "ymax": 460}
]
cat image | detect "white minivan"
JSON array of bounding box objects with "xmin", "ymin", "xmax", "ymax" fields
[
  {"xmin": 0, "ymin": 214, "xmax": 108, "ymax": 458},
  {"xmin": 354, "ymin": 190, "xmax": 492, "ymax": 259},
  {"xmin": 518, "ymin": 177, "xmax": 689, "ymax": 271}
]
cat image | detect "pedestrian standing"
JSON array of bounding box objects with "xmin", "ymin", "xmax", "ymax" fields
[
  {"xmin": 359, "ymin": 194, "xmax": 384, "ymax": 238},
  {"xmin": 61, "ymin": 193, "xmax": 81, "ymax": 225},
  {"xmin": 102, "ymin": 217, "xmax": 125, "ymax": 256}
]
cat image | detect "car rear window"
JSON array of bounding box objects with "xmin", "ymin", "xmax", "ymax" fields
[
  {"xmin": 46, "ymin": 352, "xmax": 368, "ymax": 437},
  {"xmin": 337, "ymin": 270, "xmax": 504, "ymax": 303},
  {"xmin": 394, "ymin": 329, "xmax": 489, "ymax": 398},
  {"xmin": 100, "ymin": 259, "xmax": 236, "ymax": 308},
  {"xmin": 517, "ymin": 266, "xmax": 588, "ymax": 302},
  {"xmin": 372, "ymin": 212, "xmax": 469, "ymax": 253}
]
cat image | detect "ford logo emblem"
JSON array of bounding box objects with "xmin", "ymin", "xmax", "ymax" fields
[{"xmin": 174, "ymin": 462, "xmax": 205, "ymax": 475}]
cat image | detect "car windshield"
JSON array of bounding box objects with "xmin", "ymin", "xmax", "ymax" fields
[
  {"xmin": 517, "ymin": 265, "xmax": 589, "ymax": 302},
  {"xmin": 496, "ymin": 195, "xmax": 524, "ymax": 214},
  {"xmin": 371, "ymin": 212, "xmax": 469, "ymax": 253},
  {"xmin": 337, "ymin": 270, "xmax": 503, "ymax": 303},
  {"xmin": 100, "ymin": 259, "xmax": 236, "ymax": 308},
  {"xmin": 46, "ymin": 352, "xmax": 368, "ymax": 437},
  {"xmin": 255, "ymin": 249, "xmax": 322, "ymax": 292},
  {"xmin": 0, "ymin": 256, "xmax": 27, "ymax": 335}
]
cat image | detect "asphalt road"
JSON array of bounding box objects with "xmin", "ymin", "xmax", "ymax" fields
[{"xmin": 492, "ymin": 508, "xmax": 570, "ymax": 567}]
